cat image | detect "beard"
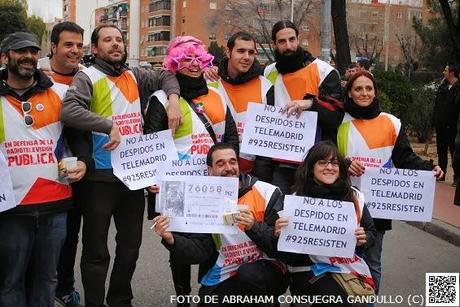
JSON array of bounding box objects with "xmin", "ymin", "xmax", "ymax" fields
[
  {"xmin": 274, "ymin": 46, "xmax": 306, "ymax": 74},
  {"xmin": 8, "ymin": 56, "xmax": 37, "ymax": 79},
  {"xmin": 101, "ymin": 47, "xmax": 128, "ymax": 67}
]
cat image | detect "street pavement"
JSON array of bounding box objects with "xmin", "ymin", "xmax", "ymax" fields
[
  {"xmin": 68, "ymin": 210, "xmax": 460, "ymax": 306},
  {"xmin": 64, "ymin": 181, "xmax": 460, "ymax": 307}
]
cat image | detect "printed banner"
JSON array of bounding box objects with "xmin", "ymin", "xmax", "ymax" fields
[
  {"xmin": 278, "ymin": 195, "xmax": 357, "ymax": 258},
  {"xmin": 0, "ymin": 152, "xmax": 16, "ymax": 213},
  {"xmin": 240, "ymin": 103, "xmax": 317, "ymax": 162},
  {"xmin": 355, "ymin": 167, "xmax": 435, "ymax": 222},
  {"xmin": 112, "ymin": 131, "xmax": 178, "ymax": 190},
  {"xmin": 158, "ymin": 176, "xmax": 239, "ymax": 234}
]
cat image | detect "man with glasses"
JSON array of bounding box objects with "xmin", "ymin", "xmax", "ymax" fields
[
  {"xmin": 60, "ymin": 25, "xmax": 181, "ymax": 307},
  {"xmin": 0, "ymin": 32, "xmax": 86, "ymax": 307}
]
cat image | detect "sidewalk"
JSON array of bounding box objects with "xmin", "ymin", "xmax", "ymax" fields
[{"xmin": 407, "ymin": 181, "xmax": 460, "ymax": 247}]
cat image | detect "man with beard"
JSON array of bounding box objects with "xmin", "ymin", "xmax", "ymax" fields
[
  {"xmin": 60, "ymin": 25, "xmax": 181, "ymax": 307},
  {"xmin": 153, "ymin": 143, "xmax": 289, "ymax": 306},
  {"xmin": 207, "ymin": 32, "xmax": 274, "ymax": 175},
  {"xmin": 0, "ymin": 32, "xmax": 86, "ymax": 307},
  {"xmin": 263, "ymin": 20, "xmax": 342, "ymax": 194}
]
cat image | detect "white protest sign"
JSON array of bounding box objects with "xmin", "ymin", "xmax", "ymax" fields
[
  {"xmin": 240, "ymin": 103, "xmax": 317, "ymax": 162},
  {"xmin": 111, "ymin": 130, "xmax": 178, "ymax": 190},
  {"xmin": 355, "ymin": 167, "xmax": 435, "ymax": 222},
  {"xmin": 0, "ymin": 152, "xmax": 16, "ymax": 213},
  {"xmin": 158, "ymin": 176, "xmax": 239, "ymax": 234},
  {"xmin": 278, "ymin": 195, "xmax": 357, "ymax": 258},
  {"xmin": 156, "ymin": 156, "xmax": 209, "ymax": 179}
]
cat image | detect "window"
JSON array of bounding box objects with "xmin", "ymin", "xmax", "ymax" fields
[
  {"xmin": 147, "ymin": 31, "xmax": 171, "ymax": 42},
  {"xmin": 397, "ymin": 12, "xmax": 403, "ymax": 19},
  {"xmin": 149, "ymin": 0, "xmax": 171, "ymax": 12},
  {"xmin": 148, "ymin": 15, "xmax": 171, "ymax": 27},
  {"xmin": 183, "ymin": 1, "xmax": 186, "ymax": 8},
  {"xmin": 147, "ymin": 46, "xmax": 167, "ymax": 57},
  {"xmin": 209, "ymin": 33, "xmax": 216, "ymax": 40}
]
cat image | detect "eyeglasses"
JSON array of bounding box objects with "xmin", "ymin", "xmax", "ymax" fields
[
  {"xmin": 21, "ymin": 101, "xmax": 34, "ymax": 127},
  {"xmin": 173, "ymin": 54, "xmax": 214, "ymax": 70},
  {"xmin": 317, "ymin": 159, "xmax": 339, "ymax": 168}
]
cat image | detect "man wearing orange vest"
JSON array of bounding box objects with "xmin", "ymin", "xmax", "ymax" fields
[
  {"xmin": 60, "ymin": 25, "xmax": 181, "ymax": 307},
  {"xmin": 0, "ymin": 32, "xmax": 86, "ymax": 307},
  {"xmin": 153, "ymin": 143, "xmax": 289, "ymax": 305},
  {"xmin": 263, "ymin": 20, "xmax": 342, "ymax": 194},
  {"xmin": 206, "ymin": 32, "xmax": 274, "ymax": 176}
]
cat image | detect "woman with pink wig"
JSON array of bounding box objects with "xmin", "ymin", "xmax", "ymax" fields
[{"xmin": 144, "ymin": 36, "xmax": 239, "ymax": 306}]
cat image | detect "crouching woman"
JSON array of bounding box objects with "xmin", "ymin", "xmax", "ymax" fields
[{"xmin": 275, "ymin": 141, "xmax": 376, "ymax": 306}]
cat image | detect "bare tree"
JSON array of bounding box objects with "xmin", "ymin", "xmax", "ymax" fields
[
  {"xmin": 396, "ymin": 34, "xmax": 419, "ymax": 79},
  {"xmin": 210, "ymin": 0, "xmax": 318, "ymax": 63},
  {"xmin": 351, "ymin": 33, "xmax": 383, "ymax": 65}
]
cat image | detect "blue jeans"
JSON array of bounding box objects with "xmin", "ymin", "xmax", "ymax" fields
[
  {"xmin": 365, "ymin": 229, "xmax": 385, "ymax": 293},
  {"xmin": 0, "ymin": 212, "xmax": 67, "ymax": 307}
]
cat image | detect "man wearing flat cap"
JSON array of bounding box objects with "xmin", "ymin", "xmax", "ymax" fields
[{"xmin": 0, "ymin": 32, "xmax": 86, "ymax": 307}]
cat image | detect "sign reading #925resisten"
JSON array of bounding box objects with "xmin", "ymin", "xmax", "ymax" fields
[
  {"xmin": 240, "ymin": 103, "xmax": 317, "ymax": 162},
  {"xmin": 111, "ymin": 130, "xmax": 178, "ymax": 190},
  {"xmin": 355, "ymin": 167, "xmax": 436, "ymax": 222}
]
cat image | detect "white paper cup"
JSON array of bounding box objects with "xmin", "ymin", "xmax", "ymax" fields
[{"xmin": 62, "ymin": 157, "xmax": 78, "ymax": 171}]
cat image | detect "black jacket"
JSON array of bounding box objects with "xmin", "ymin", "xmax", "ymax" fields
[
  {"xmin": 432, "ymin": 80, "xmax": 460, "ymax": 129},
  {"xmin": 161, "ymin": 174, "xmax": 283, "ymax": 281}
]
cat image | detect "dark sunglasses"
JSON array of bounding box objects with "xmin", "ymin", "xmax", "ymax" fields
[{"xmin": 21, "ymin": 101, "xmax": 34, "ymax": 127}]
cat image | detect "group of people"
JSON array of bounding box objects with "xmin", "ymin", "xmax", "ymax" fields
[{"xmin": 0, "ymin": 18, "xmax": 444, "ymax": 307}]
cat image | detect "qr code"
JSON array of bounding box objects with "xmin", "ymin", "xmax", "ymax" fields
[{"xmin": 426, "ymin": 273, "xmax": 459, "ymax": 306}]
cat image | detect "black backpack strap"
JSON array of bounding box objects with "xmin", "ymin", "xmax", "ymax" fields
[{"xmin": 188, "ymin": 101, "xmax": 218, "ymax": 144}]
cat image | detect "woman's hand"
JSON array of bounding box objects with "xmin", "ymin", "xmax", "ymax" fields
[
  {"xmin": 152, "ymin": 215, "xmax": 174, "ymax": 245},
  {"xmin": 274, "ymin": 217, "xmax": 289, "ymax": 237},
  {"xmin": 355, "ymin": 227, "xmax": 367, "ymax": 246},
  {"xmin": 349, "ymin": 160, "xmax": 365, "ymax": 177}
]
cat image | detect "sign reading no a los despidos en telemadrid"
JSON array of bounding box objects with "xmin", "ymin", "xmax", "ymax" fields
[{"xmin": 240, "ymin": 103, "xmax": 317, "ymax": 162}]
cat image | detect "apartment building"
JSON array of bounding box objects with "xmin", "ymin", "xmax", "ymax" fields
[{"xmin": 66, "ymin": 0, "xmax": 429, "ymax": 67}]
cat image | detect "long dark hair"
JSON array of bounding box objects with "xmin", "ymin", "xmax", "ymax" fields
[{"xmin": 292, "ymin": 141, "xmax": 352, "ymax": 199}]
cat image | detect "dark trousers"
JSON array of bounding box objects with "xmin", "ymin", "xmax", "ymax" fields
[
  {"xmin": 198, "ymin": 260, "xmax": 289, "ymax": 306},
  {"xmin": 0, "ymin": 212, "xmax": 67, "ymax": 307},
  {"xmin": 80, "ymin": 181, "xmax": 145, "ymax": 307},
  {"xmin": 170, "ymin": 257, "xmax": 192, "ymax": 307},
  {"xmin": 56, "ymin": 182, "xmax": 83, "ymax": 297},
  {"xmin": 290, "ymin": 272, "xmax": 349, "ymax": 307},
  {"xmin": 436, "ymin": 126, "xmax": 457, "ymax": 178}
]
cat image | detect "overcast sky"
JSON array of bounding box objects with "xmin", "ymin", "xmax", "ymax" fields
[{"xmin": 28, "ymin": 0, "xmax": 62, "ymax": 22}]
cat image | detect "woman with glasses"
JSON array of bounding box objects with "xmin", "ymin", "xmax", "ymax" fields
[
  {"xmin": 275, "ymin": 141, "xmax": 376, "ymax": 306},
  {"xmin": 143, "ymin": 36, "xmax": 239, "ymax": 306}
]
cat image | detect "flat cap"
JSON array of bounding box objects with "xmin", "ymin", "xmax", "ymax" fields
[{"xmin": 1, "ymin": 32, "xmax": 41, "ymax": 53}]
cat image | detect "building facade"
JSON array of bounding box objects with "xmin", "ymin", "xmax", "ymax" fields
[{"xmin": 65, "ymin": 0, "xmax": 430, "ymax": 68}]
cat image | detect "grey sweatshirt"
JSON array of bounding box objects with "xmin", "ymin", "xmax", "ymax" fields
[
  {"xmin": 61, "ymin": 58, "xmax": 180, "ymax": 182},
  {"xmin": 61, "ymin": 58, "xmax": 180, "ymax": 132}
]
